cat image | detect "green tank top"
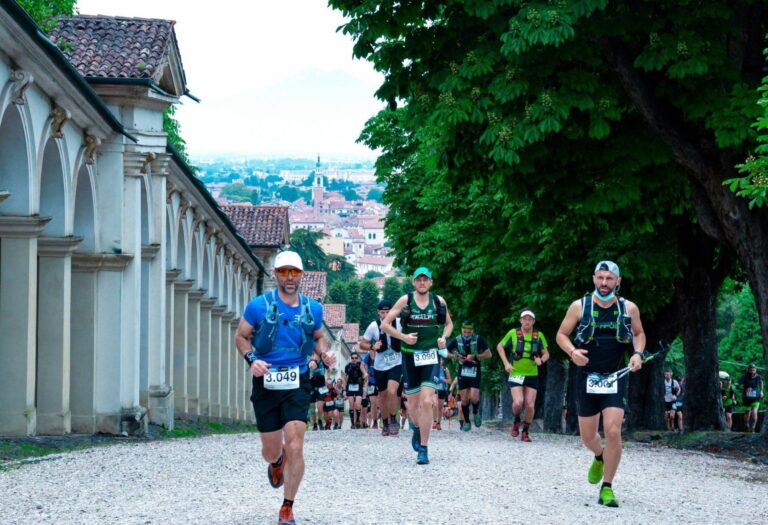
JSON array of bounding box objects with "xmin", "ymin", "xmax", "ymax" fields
[{"xmin": 403, "ymin": 293, "xmax": 440, "ymax": 350}]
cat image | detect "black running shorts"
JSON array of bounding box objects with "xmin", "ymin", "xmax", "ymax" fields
[
  {"xmin": 374, "ymin": 365, "xmax": 403, "ymax": 391},
  {"xmin": 576, "ymin": 368, "xmax": 627, "ymax": 417},
  {"xmin": 251, "ymin": 370, "xmax": 311, "ymax": 433}
]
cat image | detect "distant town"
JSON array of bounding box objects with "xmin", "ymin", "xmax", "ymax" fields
[{"xmin": 195, "ymin": 156, "xmax": 395, "ymax": 278}]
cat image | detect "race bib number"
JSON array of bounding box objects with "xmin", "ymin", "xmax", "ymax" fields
[
  {"xmin": 318, "ymin": 386, "xmax": 329, "ymax": 395},
  {"xmin": 348, "ymin": 384, "xmax": 360, "ymax": 393},
  {"xmin": 335, "ymin": 399, "xmax": 345, "ymax": 408},
  {"xmin": 383, "ymin": 350, "xmax": 399, "ymax": 366},
  {"xmin": 586, "ymin": 372, "xmax": 618, "ymax": 395},
  {"xmin": 368, "ymin": 385, "xmax": 376, "ymax": 395},
  {"xmin": 264, "ymin": 366, "xmax": 300, "ymax": 391},
  {"xmin": 461, "ymin": 366, "xmax": 478, "ymax": 378},
  {"xmin": 508, "ymin": 375, "xmax": 525, "ymax": 385},
  {"xmin": 414, "ymin": 348, "xmax": 438, "ymax": 367},
  {"xmin": 746, "ymin": 389, "xmax": 759, "ymax": 398},
  {"xmin": 325, "ymin": 401, "xmax": 334, "ymax": 407}
]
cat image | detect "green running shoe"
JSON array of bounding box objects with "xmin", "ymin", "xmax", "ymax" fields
[
  {"xmin": 474, "ymin": 412, "xmax": 482, "ymax": 428},
  {"xmin": 597, "ymin": 486, "xmax": 620, "ymax": 508},
  {"xmin": 587, "ymin": 458, "xmax": 604, "ymax": 484}
]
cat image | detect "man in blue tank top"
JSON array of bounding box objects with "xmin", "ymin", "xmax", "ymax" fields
[
  {"xmin": 235, "ymin": 251, "xmax": 335, "ymax": 525},
  {"xmin": 556, "ymin": 261, "xmax": 646, "ymax": 509}
]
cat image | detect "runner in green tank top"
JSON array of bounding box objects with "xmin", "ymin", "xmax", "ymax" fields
[{"xmin": 381, "ymin": 267, "xmax": 453, "ymax": 465}]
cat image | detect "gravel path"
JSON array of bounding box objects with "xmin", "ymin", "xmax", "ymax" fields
[{"xmin": 1, "ymin": 424, "xmax": 766, "ymax": 524}]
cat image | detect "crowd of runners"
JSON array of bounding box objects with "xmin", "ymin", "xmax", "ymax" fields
[{"xmin": 236, "ymin": 253, "xmax": 757, "ymax": 524}]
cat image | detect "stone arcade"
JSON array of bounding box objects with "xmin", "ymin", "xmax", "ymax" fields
[{"xmin": 0, "ymin": 4, "xmax": 268, "ymax": 437}]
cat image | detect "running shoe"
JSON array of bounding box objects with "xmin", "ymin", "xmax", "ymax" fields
[
  {"xmin": 588, "ymin": 458, "xmax": 604, "ymax": 485},
  {"xmin": 474, "ymin": 412, "xmax": 482, "ymax": 427},
  {"xmin": 416, "ymin": 446, "xmax": 429, "ymax": 465},
  {"xmin": 521, "ymin": 431, "xmax": 532, "ymax": 442},
  {"xmin": 411, "ymin": 426, "xmax": 421, "ymax": 451},
  {"xmin": 597, "ymin": 486, "xmax": 620, "ymax": 508},
  {"xmin": 373, "ymin": 421, "xmax": 378, "ymax": 430},
  {"xmin": 510, "ymin": 421, "xmax": 520, "ymax": 437},
  {"xmin": 312, "ymin": 423, "xmax": 318, "ymax": 431},
  {"xmin": 267, "ymin": 452, "xmax": 285, "ymax": 489},
  {"xmin": 462, "ymin": 422, "xmax": 471, "ymax": 432},
  {"xmin": 277, "ymin": 504, "xmax": 296, "ymax": 525},
  {"xmin": 389, "ymin": 420, "xmax": 400, "ymax": 436},
  {"xmin": 381, "ymin": 423, "xmax": 390, "ymax": 437},
  {"xmin": 435, "ymin": 422, "xmax": 442, "ymax": 431},
  {"xmin": 431, "ymin": 421, "xmax": 438, "ymax": 430}
]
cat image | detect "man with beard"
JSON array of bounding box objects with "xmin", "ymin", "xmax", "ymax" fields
[
  {"xmin": 556, "ymin": 261, "xmax": 645, "ymax": 508},
  {"xmin": 235, "ymin": 251, "xmax": 335, "ymax": 525}
]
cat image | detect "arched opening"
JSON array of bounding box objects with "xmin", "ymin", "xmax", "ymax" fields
[
  {"xmin": 73, "ymin": 165, "xmax": 96, "ymax": 252},
  {"xmin": 39, "ymin": 138, "xmax": 66, "ymax": 236},
  {"xmin": 0, "ymin": 105, "xmax": 32, "ymax": 214}
]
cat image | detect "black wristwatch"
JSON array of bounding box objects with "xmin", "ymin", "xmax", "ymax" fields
[{"xmin": 244, "ymin": 351, "xmax": 258, "ymax": 366}]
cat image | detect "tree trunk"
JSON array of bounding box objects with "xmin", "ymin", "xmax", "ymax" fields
[
  {"xmin": 565, "ymin": 361, "xmax": 579, "ymax": 434},
  {"xmin": 480, "ymin": 392, "xmax": 495, "ymax": 420},
  {"xmin": 534, "ymin": 358, "xmax": 547, "ymax": 416},
  {"xmin": 676, "ymin": 229, "xmax": 729, "ymax": 431},
  {"xmin": 627, "ymin": 301, "xmax": 679, "ymax": 431},
  {"xmin": 543, "ymin": 357, "xmax": 567, "ymax": 433}
]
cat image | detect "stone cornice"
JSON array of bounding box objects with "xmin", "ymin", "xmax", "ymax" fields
[
  {"xmin": 221, "ymin": 311, "xmax": 236, "ymax": 322},
  {"xmin": 166, "ymin": 269, "xmax": 182, "ymax": 282},
  {"xmin": 173, "ymin": 279, "xmax": 195, "ymax": 292},
  {"xmin": 0, "ymin": 191, "xmax": 10, "ymax": 204},
  {"xmin": 188, "ymin": 289, "xmax": 205, "ymax": 302},
  {"xmin": 141, "ymin": 243, "xmax": 161, "ymax": 261},
  {"xmin": 0, "ymin": 215, "xmax": 51, "ymax": 237},
  {"xmin": 38, "ymin": 236, "xmax": 82, "ymax": 256},
  {"xmin": 200, "ymin": 298, "xmax": 217, "ymax": 309},
  {"xmin": 211, "ymin": 306, "xmax": 227, "ymax": 317},
  {"xmin": 72, "ymin": 252, "xmax": 133, "ymax": 272},
  {"xmin": 149, "ymin": 384, "xmax": 172, "ymax": 398}
]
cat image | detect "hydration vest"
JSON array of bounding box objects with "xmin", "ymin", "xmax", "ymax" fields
[
  {"xmin": 574, "ymin": 293, "xmax": 633, "ymax": 345},
  {"xmin": 375, "ymin": 319, "xmax": 402, "ymax": 352},
  {"xmin": 514, "ymin": 330, "xmax": 542, "ymax": 359},
  {"xmin": 346, "ymin": 361, "xmax": 364, "ymax": 384},
  {"xmin": 252, "ymin": 290, "xmax": 316, "ymax": 357},
  {"xmin": 399, "ymin": 292, "xmax": 447, "ymax": 326},
  {"xmin": 454, "ymin": 334, "xmax": 479, "ymax": 356}
]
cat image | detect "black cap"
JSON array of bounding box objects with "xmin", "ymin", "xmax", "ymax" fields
[{"xmin": 377, "ymin": 300, "xmax": 392, "ymax": 310}]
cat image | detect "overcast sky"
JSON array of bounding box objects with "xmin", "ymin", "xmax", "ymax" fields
[{"xmin": 76, "ymin": 0, "xmax": 385, "ymax": 160}]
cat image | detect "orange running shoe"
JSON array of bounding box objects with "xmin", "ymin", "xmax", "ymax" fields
[
  {"xmin": 267, "ymin": 452, "xmax": 285, "ymax": 489},
  {"xmin": 278, "ymin": 504, "xmax": 296, "ymax": 525},
  {"xmin": 510, "ymin": 421, "xmax": 520, "ymax": 437},
  {"xmin": 521, "ymin": 431, "xmax": 532, "ymax": 442}
]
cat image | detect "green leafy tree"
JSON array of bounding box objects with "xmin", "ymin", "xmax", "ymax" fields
[
  {"xmin": 19, "ymin": 0, "xmax": 76, "ymax": 32},
  {"xmin": 163, "ymin": 105, "xmax": 192, "ymax": 167},
  {"xmin": 364, "ymin": 270, "xmax": 384, "ymax": 279},
  {"xmin": 327, "ymin": 280, "xmax": 348, "ymax": 305},
  {"xmin": 366, "ymin": 187, "xmax": 384, "ymax": 202},
  {"xmin": 345, "ymin": 279, "xmax": 362, "ymax": 324},
  {"xmin": 219, "ymin": 183, "xmax": 259, "ymax": 204},
  {"xmin": 382, "ymin": 277, "xmax": 403, "ymax": 306},
  {"xmin": 342, "ymin": 188, "xmax": 361, "ymax": 201},
  {"xmin": 289, "ymin": 229, "xmax": 328, "ymax": 272},
  {"xmin": 327, "ymin": 254, "xmax": 358, "ymax": 285},
  {"xmin": 359, "ymin": 279, "xmax": 380, "ymax": 329},
  {"xmin": 329, "ymin": 0, "xmax": 768, "ymax": 430}
]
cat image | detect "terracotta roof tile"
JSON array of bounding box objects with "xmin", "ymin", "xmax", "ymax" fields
[
  {"xmin": 342, "ymin": 323, "xmax": 360, "ymax": 344},
  {"xmin": 323, "ymin": 304, "xmax": 346, "ymax": 327},
  {"xmin": 299, "ymin": 271, "xmax": 326, "ymax": 302},
  {"xmin": 50, "ymin": 15, "xmax": 177, "ymax": 80},
  {"xmin": 222, "ymin": 204, "xmax": 289, "ymax": 247}
]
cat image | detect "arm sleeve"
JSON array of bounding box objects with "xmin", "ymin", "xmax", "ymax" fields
[
  {"xmin": 499, "ymin": 329, "xmax": 516, "ymax": 346},
  {"xmin": 540, "ymin": 333, "xmax": 549, "ymax": 349},
  {"xmin": 243, "ymin": 296, "xmax": 267, "ymax": 327}
]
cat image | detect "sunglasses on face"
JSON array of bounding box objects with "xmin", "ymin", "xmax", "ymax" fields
[{"xmin": 275, "ymin": 268, "xmax": 303, "ymax": 278}]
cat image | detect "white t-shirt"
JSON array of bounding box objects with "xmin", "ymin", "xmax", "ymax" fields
[
  {"xmin": 363, "ymin": 319, "xmax": 402, "ymax": 371},
  {"xmin": 664, "ymin": 379, "xmax": 679, "ymax": 402}
]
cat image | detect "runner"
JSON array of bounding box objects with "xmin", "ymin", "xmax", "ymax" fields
[
  {"xmin": 399, "ymin": 383, "xmax": 409, "ymax": 430},
  {"xmin": 234, "ymin": 250, "xmax": 335, "ymax": 525},
  {"xmin": 433, "ymin": 358, "xmax": 452, "ymax": 430},
  {"xmin": 308, "ymin": 358, "xmax": 328, "ymax": 431},
  {"xmin": 333, "ymin": 378, "xmax": 346, "ymax": 429},
  {"xmin": 497, "ymin": 309, "xmax": 550, "ymax": 442},
  {"xmin": 556, "ymin": 261, "xmax": 645, "ymax": 508},
  {"xmin": 360, "ymin": 299, "xmax": 405, "ymax": 437},
  {"xmin": 738, "ymin": 364, "xmax": 763, "ymax": 432},
  {"xmin": 381, "ymin": 267, "xmax": 453, "ymax": 465},
  {"xmin": 343, "ymin": 352, "xmax": 368, "ymax": 429},
  {"xmin": 721, "ymin": 375, "xmax": 736, "ymax": 430},
  {"xmin": 447, "ymin": 321, "xmax": 491, "ymax": 431},
  {"xmin": 322, "ymin": 378, "xmax": 337, "ymax": 430},
  {"xmin": 361, "ymin": 348, "xmax": 380, "ymax": 429},
  {"xmin": 663, "ymin": 370, "xmax": 680, "ymax": 432}
]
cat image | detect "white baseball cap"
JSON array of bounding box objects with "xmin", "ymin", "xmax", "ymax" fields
[
  {"xmin": 594, "ymin": 260, "xmax": 620, "ymax": 276},
  {"xmin": 274, "ymin": 251, "xmax": 304, "ymax": 270}
]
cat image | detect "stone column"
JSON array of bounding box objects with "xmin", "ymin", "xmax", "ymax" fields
[
  {"xmin": 229, "ymin": 318, "xmax": 241, "ymax": 421},
  {"xmin": 209, "ymin": 305, "xmax": 225, "ymax": 419},
  {"xmin": 36, "ymin": 236, "xmax": 81, "ymax": 434},
  {"xmin": 220, "ymin": 311, "xmax": 236, "ymax": 420},
  {"xmin": 0, "ymin": 216, "xmax": 48, "ymax": 436},
  {"xmin": 186, "ymin": 289, "xmax": 204, "ymax": 417},
  {"xmin": 143, "ymin": 245, "xmax": 171, "ymax": 428},
  {"xmin": 199, "ymin": 298, "xmax": 216, "ymax": 418},
  {"xmin": 70, "ymin": 258, "xmax": 98, "ymax": 433},
  {"xmin": 173, "ymin": 279, "xmax": 193, "ymax": 416}
]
